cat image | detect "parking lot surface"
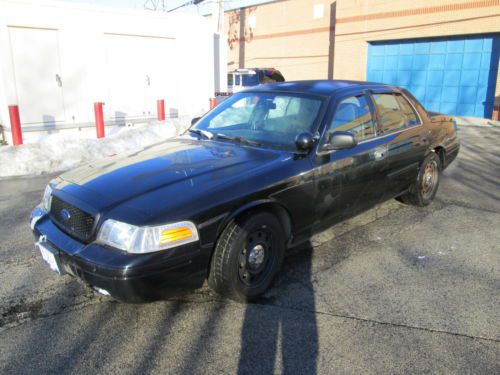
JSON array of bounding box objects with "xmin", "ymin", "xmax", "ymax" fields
[{"xmin": 0, "ymin": 125, "xmax": 499, "ymax": 374}]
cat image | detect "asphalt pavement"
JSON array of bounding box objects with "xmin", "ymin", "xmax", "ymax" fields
[{"xmin": 0, "ymin": 125, "xmax": 499, "ymax": 374}]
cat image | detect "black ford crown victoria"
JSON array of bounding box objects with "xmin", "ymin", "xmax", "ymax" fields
[{"xmin": 31, "ymin": 80, "xmax": 459, "ymax": 302}]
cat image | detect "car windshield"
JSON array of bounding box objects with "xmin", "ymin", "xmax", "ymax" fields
[{"xmin": 193, "ymin": 92, "xmax": 324, "ymax": 150}]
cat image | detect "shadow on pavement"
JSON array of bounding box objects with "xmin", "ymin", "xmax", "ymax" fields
[{"xmin": 238, "ymin": 240, "xmax": 318, "ymax": 374}]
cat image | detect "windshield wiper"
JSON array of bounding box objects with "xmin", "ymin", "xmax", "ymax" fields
[
  {"xmin": 216, "ymin": 133, "xmax": 262, "ymax": 147},
  {"xmin": 188, "ymin": 128, "xmax": 214, "ymax": 140}
]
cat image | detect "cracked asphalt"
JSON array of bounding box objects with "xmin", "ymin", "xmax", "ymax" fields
[{"xmin": 0, "ymin": 125, "xmax": 499, "ymax": 374}]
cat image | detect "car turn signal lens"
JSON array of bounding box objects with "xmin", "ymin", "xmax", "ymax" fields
[{"xmin": 160, "ymin": 226, "xmax": 194, "ymax": 245}]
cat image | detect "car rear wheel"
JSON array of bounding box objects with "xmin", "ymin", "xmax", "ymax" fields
[
  {"xmin": 208, "ymin": 211, "xmax": 285, "ymax": 302},
  {"xmin": 397, "ymin": 152, "xmax": 441, "ymax": 207}
]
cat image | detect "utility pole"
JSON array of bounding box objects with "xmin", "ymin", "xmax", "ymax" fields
[
  {"xmin": 212, "ymin": 0, "xmax": 224, "ymax": 34},
  {"xmin": 212, "ymin": 0, "xmax": 227, "ymax": 93}
]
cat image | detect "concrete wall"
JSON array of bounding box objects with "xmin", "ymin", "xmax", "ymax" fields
[{"xmin": 0, "ymin": 0, "xmax": 215, "ymax": 132}]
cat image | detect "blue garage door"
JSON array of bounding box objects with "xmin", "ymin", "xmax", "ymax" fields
[{"xmin": 367, "ymin": 35, "xmax": 500, "ymax": 118}]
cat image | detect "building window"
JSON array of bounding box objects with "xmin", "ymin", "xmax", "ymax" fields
[
  {"xmin": 248, "ymin": 15, "xmax": 257, "ymax": 28},
  {"xmin": 313, "ymin": 4, "xmax": 324, "ymax": 19}
]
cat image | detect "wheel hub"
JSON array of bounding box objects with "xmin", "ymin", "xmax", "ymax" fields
[
  {"xmin": 425, "ymin": 172, "xmax": 432, "ymax": 187},
  {"xmin": 238, "ymin": 227, "xmax": 275, "ymax": 286},
  {"xmin": 422, "ymin": 161, "xmax": 438, "ymax": 197},
  {"xmin": 248, "ymin": 244, "xmax": 265, "ymax": 268}
]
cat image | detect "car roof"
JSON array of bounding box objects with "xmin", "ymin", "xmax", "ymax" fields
[{"xmin": 245, "ymin": 79, "xmax": 397, "ymax": 96}]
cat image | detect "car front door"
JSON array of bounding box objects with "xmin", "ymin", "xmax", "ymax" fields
[
  {"xmin": 313, "ymin": 92, "xmax": 387, "ymax": 229},
  {"xmin": 370, "ymin": 90, "xmax": 429, "ymax": 201}
]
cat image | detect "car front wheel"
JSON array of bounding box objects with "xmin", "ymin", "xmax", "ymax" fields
[
  {"xmin": 398, "ymin": 152, "xmax": 442, "ymax": 206},
  {"xmin": 208, "ymin": 211, "xmax": 285, "ymax": 302}
]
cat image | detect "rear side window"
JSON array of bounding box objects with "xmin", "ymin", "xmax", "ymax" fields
[
  {"xmin": 271, "ymin": 72, "xmax": 285, "ymax": 82},
  {"xmin": 327, "ymin": 95, "xmax": 376, "ymax": 142},
  {"xmin": 373, "ymin": 94, "xmax": 405, "ymax": 132},
  {"xmin": 374, "ymin": 93, "xmax": 420, "ymax": 132},
  {"xmin": 260, "ymin": 72, "xmax": 275, "ymax": 84},
  {"xmin": 395, "ymin": 95, "xmax": 420, "ymax": 126}
]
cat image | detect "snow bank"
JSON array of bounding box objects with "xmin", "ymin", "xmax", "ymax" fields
[{"xmin": 0, "ymin": 119, "xmax": 190, "ymax": 178}]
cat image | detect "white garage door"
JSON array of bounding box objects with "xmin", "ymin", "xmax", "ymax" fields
[
  {"xmin": 104, "ymin": 34, "xmax": 177, "ymax": 121},
  {"xmin": 9, "ymin": 27, "xmax": 66, "ymax": 125}
]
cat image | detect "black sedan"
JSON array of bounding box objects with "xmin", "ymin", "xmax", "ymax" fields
[{"xmin": 31, "ymin": 80, "xmax": 460, "ymax": 302}]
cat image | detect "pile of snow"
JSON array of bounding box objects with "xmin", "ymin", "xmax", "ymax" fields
[{"xmin": 0, "ymin": 118, "xmax": 190, "ymax": 178}]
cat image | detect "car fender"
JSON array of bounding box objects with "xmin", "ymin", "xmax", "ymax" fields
[{"xmin": 215, "ymin": 199, "xmax": 293, "ymax": 242}]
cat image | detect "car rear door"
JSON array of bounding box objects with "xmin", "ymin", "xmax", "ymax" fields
[
  {"xmin": 313, "ymin": 91, "xmax": 387, "ymax": 228},
  {"xmin": 369, "ymin": 90, "xmax": 429, "ymax": 200}
]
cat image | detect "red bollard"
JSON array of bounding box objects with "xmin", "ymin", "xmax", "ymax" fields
[
  {"xmin": 94, "ymin": 102, "xmax": 105, "ymax": 139},
  {"xmin": 8, "ymin": 105, "xmax": 23, "ymax": 146},
  {"xmin": 157, "ymin": 99, "xmax": 166, "ymax": 121},
  {"xmin": 209, "ymin": 98, "xmax": 217, "ymax": 109}
]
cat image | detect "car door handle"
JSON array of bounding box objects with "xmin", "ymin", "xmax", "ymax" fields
[{"xmin": 414, "ymin": 136, "xmax": 428, "ymax": 146}]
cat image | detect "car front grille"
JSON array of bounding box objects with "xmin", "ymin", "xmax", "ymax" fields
[{"xmin": 50, "ymin": 195, "xmax": 95, "ymax": 242}]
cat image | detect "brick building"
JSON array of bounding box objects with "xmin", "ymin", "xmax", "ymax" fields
[{"xmin": 224, "ymin": 0, "xmax": 500, "ymax": 119}]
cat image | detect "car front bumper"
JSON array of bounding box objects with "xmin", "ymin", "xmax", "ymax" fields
[{"xmin": 31, "ymin": 208, "xmax": 212, "ymax": 303}]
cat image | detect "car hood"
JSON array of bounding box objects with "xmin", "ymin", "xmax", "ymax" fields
[{"xmin": 57, "ymin": 137, "xmax": 283, "ymax": 214}]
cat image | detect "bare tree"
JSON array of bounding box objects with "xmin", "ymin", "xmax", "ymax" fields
[
  {"xmin": 145, "ymin": 0, "xmax": 209, "ymax": 13},
  {"xmin": 144, "ymin": 0, "xmax": 167, "ymax": 11}
]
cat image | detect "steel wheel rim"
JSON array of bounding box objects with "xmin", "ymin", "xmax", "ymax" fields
[
  {"xmin": 422, "ymin": 160, "xmax": 438, "ymax": 199},
  {"xmin": 238, "ymin": 226, "xmax": 276, "ymax": 287}
]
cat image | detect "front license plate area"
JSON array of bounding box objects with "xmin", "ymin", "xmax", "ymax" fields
[{"xmin": 37, "ymin": 241, "xmax": 65, "ymax": 275}]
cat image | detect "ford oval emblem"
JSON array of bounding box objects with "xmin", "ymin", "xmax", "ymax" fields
[{"xmin": 60, "ymin": 209, "xmax": 71, "ymax": 221}]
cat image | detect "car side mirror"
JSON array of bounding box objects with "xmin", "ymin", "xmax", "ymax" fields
[
  {"xmin": 295, "ymin": 132, "xmax": 315, "ymax": 154},
  {"xmin": 325, "ymin": 131, "xmax": 357, "ymax": 150},
  {"xmin": 191, "ymin": 117, "xmax": 201, "ymax": 126}
]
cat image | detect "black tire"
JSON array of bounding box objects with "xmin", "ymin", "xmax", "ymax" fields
[
  {"xmin": 398, "ymin": 152, "xmax": 442, "ymax": 207},
  {"xmin": 208, "ymin": 211, "xmax": 285, "ymax": 302}
]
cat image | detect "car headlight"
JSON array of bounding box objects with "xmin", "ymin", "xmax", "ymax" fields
[
  {"xmin": 97, "ymin": 219, "xmax": 199, "ymax": 254},
  {"xmin": 42, "ymin": 184, "xmax": 53, "ymax": 212}
]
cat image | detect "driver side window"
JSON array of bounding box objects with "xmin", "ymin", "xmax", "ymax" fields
[{"xmin": 327, "ymin": 95, "xmax": 376, "ymax": 142}]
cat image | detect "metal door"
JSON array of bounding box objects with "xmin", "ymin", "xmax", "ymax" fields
[
  {"xmin": 367, "ymin": 35, "xmax": 500, "ymax": 118},
  {"xmin": 9, "ymin": 27, "xmax": 66, "ymax": 125}
]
